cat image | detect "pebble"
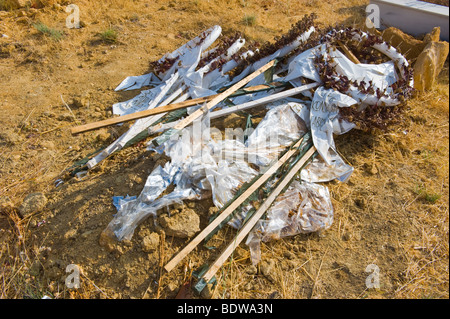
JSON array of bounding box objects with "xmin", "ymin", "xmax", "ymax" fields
[
  {"xmin": 141, "ymin": 233, "xmax": 160, "ymax": 252},
  {"xmin": 64, "ymin": 229, "xmax": 77, "ymax": 240},
  {"xmin": 19, "ymin": 193, "xmax": 48, "ymax": 217},
  {"xmin": 159, "ymin": 209, "xmax": 200, "ymax": 238}
]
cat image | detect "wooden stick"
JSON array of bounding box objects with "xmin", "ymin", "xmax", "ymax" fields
[
  {"xmin": 200, "ymin": 145, "xmax": 317, "ymax": 284},
  {"xmin": 164, "ymin": 136, "xmax": 305, "ymax": 273},
  {"xmin": 337, "ymin": 40, "xmax": 361, "ymax": 64},
  {"xmin": 153, "ymin": 60, "xmax": 276, "ymax": 146},
  {"xmin": 70, "ymin": 80, "xmax": 282, "ymax": 135},
  {"xmin": 149, "ymin": 83, "xmax": 319, "ymax": 135},
  {"xmin": 207, "ymin": 82, "xmax": 319, "ymax": 119}
]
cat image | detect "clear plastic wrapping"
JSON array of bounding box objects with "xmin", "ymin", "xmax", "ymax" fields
[{"xmin": 246, "ymin": 180, "xmax": 334, "ymax": 265}]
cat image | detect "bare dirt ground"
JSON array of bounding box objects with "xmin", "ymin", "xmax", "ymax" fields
[{"xmin": 0, "ymin": 0, "xmax": 448, "ymax": 299}]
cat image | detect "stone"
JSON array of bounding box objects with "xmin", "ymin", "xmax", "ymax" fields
[
  {"xmin": 245, "ymin": 265, "xmax": 258, "ymax": 275},
  {"xmin": 159, "ymin": 208, "xmax": 200, "ymax": 238},
  {"xmin": 6, "ymin": 0, "xmax": 30, "ymax": 9},
  {"xmin": 99, "ymin": 229, "xmax": 116, "ymax": 252},
  {"xmin": 57, "ymin": 113, "xmax": 74, "ymax": 122},
  {"xmin": 414, "ymin": 40, "xmax": 449, "ymax": 92},
  {"xmin": 381, "ymin": 27, "xmax": 426, "ymax": 61},
  {"xmin": 0, "ymin": 131, "xmax": 22, "ymax": 146},
  {"xmin": 283, "ymin": 251, "xmax": 295, "ymax": 260},
  {"xmin": 141, "ymin": 232, "xmax": 160, "ymax": 252},
  {"xmin": 81, "ymin": 230, "xmax": 94, "ymax": 239},
  {"xmin": 260, "ymin": 259, "xmax": 276, "ymax": 282},
  {"xmin": 95, "ymin": 129, "xmax": 111, "ymax": 143},
  {"xmin": 19, "ymin": 193, "xmax": 47, "ymax": 217},
  {"xmin": 423, "ymin": 27, "xmax": 442, "ymax": 44},
  {"xmin": 29, "ymin": 260, "xmax": 43, "ymax": 276},
  {"xmin": 343, "ymin": 232, "xmax": 353, "ymax": 241},
  {"xmin": 0, "ymin": 196, "xmax": 14, "ymax": 213},
  {"xmin": 40, "ymin": 140, "xmax": 55, "ymax": 150},
  {"xmin": 64, "ymin": 229, "xmax": 77, "ymax": 240}
]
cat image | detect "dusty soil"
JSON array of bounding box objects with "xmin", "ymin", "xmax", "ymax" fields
[{"xmin": 0, "ymin": 0, "xmax": 448, "ymax": 299}]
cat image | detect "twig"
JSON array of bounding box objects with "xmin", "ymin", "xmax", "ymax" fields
[
  {"xmin": 81, "ymin": 271, "xmax": 110, "ymax": 299},
  {"xmin": 19, "ymin": 107, "xmax": 36, "ymax": 132},
  {"xmin": 156, "ymin": 231, "xmax": 166, "ymax": 299},
  {"xmin": 60, "ymin": 95, "xmax": 80, "ymax": 125},
  {"xmin": 40, "ymin": 124, "xmax": 70, "ymax": 135},
  {"xmin": 310, "ymin": 247, "xmax": 328, "ymax": 298}
]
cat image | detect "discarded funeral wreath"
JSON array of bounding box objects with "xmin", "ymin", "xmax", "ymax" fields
[{"xmin": 70, "ymin": 14, "xmax": 414, "ymax": 291}]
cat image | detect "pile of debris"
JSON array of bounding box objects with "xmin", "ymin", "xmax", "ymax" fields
[{"xmin": 70, "ymin": 13, "xmax": 427, "ymax": 293}]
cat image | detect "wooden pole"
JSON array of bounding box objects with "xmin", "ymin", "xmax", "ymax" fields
[
  {"xmin": 70, "ymin": 67, "xmax": 279, "ymax": 135},
  {"xmin": 200, "ymin": 145, "xmax": 317, "ymax": 284},
  {"xmin": 148, "ymin": 82, "xmax": 319, "ymax": 134},
  {"xmin": 164, "ymin": 136, "xmax": 306, "ymax": 273},
  {"xmin": 152, "ymin": 60, "xmax": 276, "ymax": 146},
  {"xmin": 337, "ymin": 40, "xmax": 361, "ymax": 64}
]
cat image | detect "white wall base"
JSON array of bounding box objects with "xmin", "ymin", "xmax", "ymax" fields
[{"xmin": 371, "ymin": 0, "xmax": 449, "ymax": 41}]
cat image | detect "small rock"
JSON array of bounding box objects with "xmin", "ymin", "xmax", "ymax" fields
[
  {"xmin": 167, "ymin": 282, "xmax": 178, "ymax": 293},
  {"xmin": 0, "ymin": 196, "xmax": 14, "ymax": 213},
  {"xmin": 137, "ymin": 227, "xmax": 151, "ymax": 239},
  {"xmin": 95, "ymin": 129, "xmax": 111, "ymax": 143},
  {"xmin": 260, "ymin": 259, "xmax": 276, "ymax": 282},
  {"xmin": 99, "ymin": 229, "xmax": 116, "ymax": 252},
  {"xmin": 186, "ymin": 201, "xmax": 196, "ymax": 209},
  {"xmin": 42, "ymin": 111, "xmax": 56, "ymax": 118},
  {"xmin": 64, "ymin": 229, "xmax": 77, "ymax": 240},
  {"xmin": 29, "ymin": 260, "xmax": 43, "ymax": 276},
  {"xmin": 245, "ymin": 265, "xmax": 257, "ymax": 275},
  {"xmin": 40, "ymin": 141, "xmax": 55, "ymax": 150},
  {"xmin": 70, "ymin": 97, "xmax": 83, "ymax": 108},
  {"xmin": 208, "ymin": 206, "xmax": 219, "ymax": 217},
  {"xmin": 283, "ymin": 251, "xmax": 295, "ymax": 260},
  {"xmin": 159, "ymin": 208, "xmax": 200, "ymax": 238},
  {"xmin": 141, "ymin": 233, "xmax": 160, "ymax": 252},
  {"xmin": 343, "ymin": 232, "xmax": 353, "ymax": 241},
  {"xmin": 81, "ymin": 230, "xmax": 94, "ymax": 239},
  {"xmin": 19, "ymin": 193, "xmax": 47, "ymax": 217},
  {"xmin": 57, "ymin": 113, "xmax": 74, "ymax": 122},
  {"xmin": 0, "ymin": 131, "xmax": 23, "ymax": 146}
]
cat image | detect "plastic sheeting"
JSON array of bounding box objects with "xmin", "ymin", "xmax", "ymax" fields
[
  {"xmin": 104, "ymin": 102, "xmax": 311, "ymax": 240},
  {"xmin": 246, "ymin": 180, "xmax": 334, "ymax": 265}
]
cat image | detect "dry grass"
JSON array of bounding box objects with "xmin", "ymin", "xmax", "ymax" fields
[{"xmin": 0, "ymin": 0, "xmax": 448, "ymax": 299}]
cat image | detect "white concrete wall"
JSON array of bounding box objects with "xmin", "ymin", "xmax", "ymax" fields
[{"xmin": 371, "ymin": 0, "xmax": 449, "ymax": 41}]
